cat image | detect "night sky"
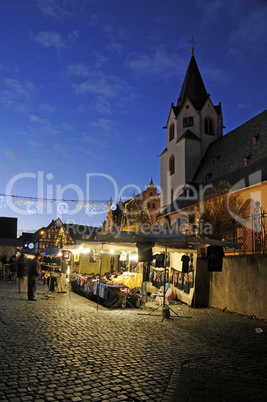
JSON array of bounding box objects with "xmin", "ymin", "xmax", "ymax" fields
[{"xmin": 0, "ymin": 0, "xmax": 266, "ymax": 235}]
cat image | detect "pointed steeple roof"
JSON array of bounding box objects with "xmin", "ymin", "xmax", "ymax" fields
[{"xmin": 176, "ymin": 55, "xmax": 208, "ymax": 112}]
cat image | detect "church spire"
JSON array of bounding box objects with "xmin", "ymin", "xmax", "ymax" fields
[{"xmin": 177, "ymin": 49, "xmax": 207, "ymax": 112}]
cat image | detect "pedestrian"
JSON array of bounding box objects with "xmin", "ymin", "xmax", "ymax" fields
[
  {"xmin": 28, "ymin": 252, "xmax": 42, "ymax": 301},
  {"xmin": 17, "ymin": 254, "xmax": 29, "ymax": 293},
  {"xmin": 9, "ymin": 255, "xmax": 18, "ymax": 282},
  {"xmin": 57, "ymin": 257, "xmax": 67, "ymax": 293}
]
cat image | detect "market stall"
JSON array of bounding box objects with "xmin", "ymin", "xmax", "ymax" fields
[{"xmin": 63, "ymin": 232, "xmax": 241, "ymax": 309}]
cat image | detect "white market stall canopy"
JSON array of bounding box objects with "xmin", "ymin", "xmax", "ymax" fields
[
  {"xmin": 62, "ymin": 231, "xmax": 242, "ymax": 254},
  {"xmin": 94, "ymin": 231, "xmax": 242, "ymax": 252}
]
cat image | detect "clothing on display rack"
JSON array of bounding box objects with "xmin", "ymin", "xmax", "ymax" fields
[
  {"xmin": 207, "ymin": 246, "xmax": 224, "ymax": 272},
  {"xmin": 181, "ymin": 254, "xmax": 190, "ymax": 273},
  {"xmin": 136, "ymin": 241, "xmax": 154, "ymax": 262}
]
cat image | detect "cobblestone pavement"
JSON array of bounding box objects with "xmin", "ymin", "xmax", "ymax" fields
[{"xmin": 0, "ymin": 280, "xmax": 266, "ymax": 402}]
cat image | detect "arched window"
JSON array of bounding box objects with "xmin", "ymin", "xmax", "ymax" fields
[
  {"xmin": 204, "ymin": 117, "xmax": 214, "ymax": 135},
  {"xmin": 169, "ymin": 123, "xmax": 174, "ymax": 141},
  {"xmin": 169, "ymin": 155, "xmax": 175, "ymax": 175}
]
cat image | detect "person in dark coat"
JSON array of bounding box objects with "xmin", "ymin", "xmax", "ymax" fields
[
  {"xmin": 17, "ymin": 254, "xmax": 29, "ymax": 293},
  {"xmin": 28, "ymin": 253, "xmax": 42, "ymax": 301},
  {"xmin": 57, "ymin": 257, "xmax": 67, "ymax": 293},
  {"xmin": 9, "ymin": 255, "xmax": 18, "ymax": 282}
]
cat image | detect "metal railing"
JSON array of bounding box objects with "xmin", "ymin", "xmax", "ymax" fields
[{"xmin": 204, "ymin": 209, "xmax": 267, "ymax": 255}]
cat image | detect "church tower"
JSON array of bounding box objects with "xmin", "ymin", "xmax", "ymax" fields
[{"xmin": 160, "ymin": 46, "xmax": 223, "ymax": 210}]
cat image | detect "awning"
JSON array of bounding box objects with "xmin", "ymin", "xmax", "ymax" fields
[{"xmin": 95, "ymin": 231, "xmax": 242, "ymax": 251}]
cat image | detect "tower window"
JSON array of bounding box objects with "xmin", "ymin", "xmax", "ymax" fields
[
  {"xmin": 169, "ymin": 123, "xmax": 174, "ymax": 141},
  {"xmin": 243, "ymin": 157, "xmax": 248, "ymax": 166},
  {"xmin": 204, "ymin": 117, "xmax": 214, "ymax": 135},
  {"xmin": 169, "ymin": 155, "xmax": 175, "ymax": 175}
]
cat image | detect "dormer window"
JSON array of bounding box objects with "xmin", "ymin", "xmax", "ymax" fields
[
  {"xmin": 204, "ymin": 117, "xmax": 214, "ymax": 135},
  {"xmin": 251, "ymin": 136, "xmax": 257, "ymax": 145},
  {"xmin": 169, "ymin": 123, "xmax": 174, "ymax": 141},
  {"xmin": 243, "ymin": 157, "xmax": 248, "ymax": 166},
  {"xmin": 205, "ymin": 173, "xmax": 211, "ymax": 182},
  {"xmin": 213, "ymin": 156, "xmax": 220, "ymax": 164}
]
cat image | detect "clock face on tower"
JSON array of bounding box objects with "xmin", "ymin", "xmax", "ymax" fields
[{"xmin": 183, "ymin": 116, "xmax": 194, "ymax": 128}]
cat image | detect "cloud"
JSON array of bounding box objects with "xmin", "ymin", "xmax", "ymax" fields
[
  {"xmin": 3, "ymin": 78, "xmax": 35, "ymax": 99},
  {"xmin": 64, "ymin": 62, "xmax": 91, "ymax": 78},
  {"xmin": 39, "ymin": 103, "xmax": 56, "ymax": 113},
  {"xmin": 32, "ymin": 31, "xmax": 66, "ymax": 49},
  {"xmin": 90, "ymin": 118, "xmax": 115, "ymax": 132},
  {"xmin": 29, "ymin": 115, "xmax": 50, "ymax": 125},
  {"xmin": 5, "ymin": 151, "xmax": 25, "ymax": 163},
  {"xmin": 35, "ymin": 0, "xmax": 86, "ymax": 19},
  {"xmin": 53, "ymin": 143, "xmax": 70, "ymax": 155},
  {"xmin": 0, "ymin": 64, "xmax": 9, "ymax": 72},
  {"xmin": 73, "ymin": 78, "xmax": 117, "ymax": 97},
  {"xmin": 27, "ymin": 140, "xmax": 42, "ymax": 149},
  {"xmin": 81, "ymin": 133, "xmax": 108, "ymax": 148},
  {"xmin": 127, "ymin": 46, "xmax": 185, "ymax": 79},
  {"xmin": 1, "ymin": 78, "xmax": 35, "ymax": 113},
  {"xmin": 107, "ymin": 40, "xmax": 124, "ymax": 54},
  {"xmin": 229, "ymin": 2, "xmax": 267, "ymax": 53}
]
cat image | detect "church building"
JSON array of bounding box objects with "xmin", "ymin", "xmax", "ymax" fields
[{"xmin": 157, "ymin": 47, "xmax": 267, "ymax": 245}]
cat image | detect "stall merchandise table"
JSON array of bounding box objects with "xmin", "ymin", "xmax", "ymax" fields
[
  {"xmin": 93, "ymin": 282, "xmax": 129, "ymax": 308},
  {"xmin": 112, "ymin": 272, "xmax": 143, "ymax": 289}
]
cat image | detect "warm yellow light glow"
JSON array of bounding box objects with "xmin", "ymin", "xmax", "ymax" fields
[
  {"xmin": 110, "ymin": 249, "xmax": 114, "ymax": 254},
  {"xmin": 129, "ymin": 253, "xmax": 138, "ymax": 261},
  {"xmin": 81, "ymin": 248, "xmax": 90, "ymax": 253}
]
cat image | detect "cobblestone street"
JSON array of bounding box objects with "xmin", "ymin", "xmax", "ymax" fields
[{"xmin": 0, "ymin": 280, "xmax": 266, "ymax": 402}]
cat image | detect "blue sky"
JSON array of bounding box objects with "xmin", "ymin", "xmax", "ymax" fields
[{"xmin": 0, "ymin": 0, "xmax": 266, "ymax": 235}]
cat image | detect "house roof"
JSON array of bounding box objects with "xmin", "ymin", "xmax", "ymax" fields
[{"xmin": 193, "ymin": 109, "xmax": 267, "ymax": 184}]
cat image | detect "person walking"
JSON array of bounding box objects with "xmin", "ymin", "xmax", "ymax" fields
[
  {"xmin": 17, "ymin": 254, "xmax": 29, "ymax": 293},
  {"xmin": 57, "ymin": 257, "xmax": 67, "ymax": 293},
  {"xmin": 9, "ymin": 255, "xmax": 18, "ymax": 282},
  {"xmin": 28, "ymin": 253, "xmax": 42, "ymax": 301}
]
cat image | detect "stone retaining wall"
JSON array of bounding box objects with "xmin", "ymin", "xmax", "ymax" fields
[{"xmin": 195, "ymin": 255, "xmax": 267, "ymax": 320}]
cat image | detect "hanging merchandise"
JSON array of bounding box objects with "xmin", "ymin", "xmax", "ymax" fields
[
  {"xmin": 188, "ymin": 271, "xmax": 194, "ymax": 288},
  {"xmin": 142, "ymin": 261, "xmax": 150, "ymax": 282},
  {"xmin": 74, "ymin": 253, "xmax": 80, "ymax": 262},
  {"xmin": 181, "ymin": 254, "xmax": 190, "ymax": 273},
  {"xmin": 155, "ymin": 253, "xmax": 165, "ymax": 267},
  {"xmin": 119, "ymin": 251, "xmax": 127, "ymax": 261},
  {"xmin": 136, "ymin": 241, "xmax": 154, "ymax": 262},
  {"xmin": 183, "ymin": 273, "xmax": 190, "ymax": 294},
  {"xmin": 207, "ymin": 246, "xmax": 224, "ymax": 272}
]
